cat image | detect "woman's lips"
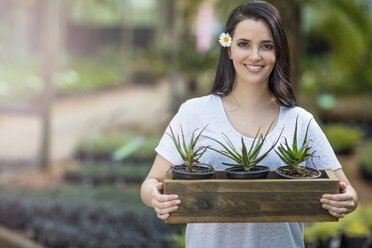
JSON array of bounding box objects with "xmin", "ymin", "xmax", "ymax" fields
[{"xmin": 244, "ymin": 64, "xmax": 265, "ymax": 72}]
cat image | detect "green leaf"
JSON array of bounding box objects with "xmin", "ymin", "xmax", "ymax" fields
[
  {"xmin": 180, "ymin": 125, "xmax": 189, "ymax": 157},
  {"xmin": 303, "ymin": 118, "xmax": 313, "ymax": 147},
  {"xmin": 222, "ymin": 133, "xmax": 243, "ymax": 160},
  {"xmin": 293, "ymin": 115, "xmax": 299, "ymax": 153}
]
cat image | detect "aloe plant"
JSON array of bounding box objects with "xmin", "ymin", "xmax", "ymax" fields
[
  {"xmin": 207, "ymin": 122, "xmax": 281, "ymax": 171},
  {"xmin": 275, "ymin": 116, "xmax": 314, "ymax": 171},
  {"xmin": 167, "ymin": 124, "xmax": 209, "ymax": 172}
]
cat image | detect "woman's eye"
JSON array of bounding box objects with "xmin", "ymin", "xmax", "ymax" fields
[
  {"xmin": 262, "ymin": 44, "xmax": 274, "ymax": 50},
  {"xmin": 238, "ymin": 42, "xmax": 248, "ymax": 47}
]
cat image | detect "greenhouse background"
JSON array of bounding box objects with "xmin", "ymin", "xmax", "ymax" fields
[{"xmin": 0, "ymin": 0, "xmax": 371, "ymax": 247}]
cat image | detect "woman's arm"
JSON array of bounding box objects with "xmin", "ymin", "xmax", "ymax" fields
[
  {"xmin": 320, "ymin": 168, "xmax": 358, "ymax": 218},
  {"xmin": 140, "ymin": 154, "xmax": 181, "ymax": 220}
]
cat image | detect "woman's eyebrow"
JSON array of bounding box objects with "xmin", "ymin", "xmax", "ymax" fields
[{"xmin": 236, "ymin": 38, "xmax": 274, "ymax": 43}]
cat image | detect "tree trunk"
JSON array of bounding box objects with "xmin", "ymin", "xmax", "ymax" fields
[
  {"xmin": 38, "ymin": 0, "xmax": 61, "ymax": 169},
  {"xmin": 166, "ymin": 0, "xmax": 186, "ymax": 114}
]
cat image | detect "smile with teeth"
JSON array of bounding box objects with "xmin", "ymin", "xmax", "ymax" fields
[{"xmin": 244, "ymin": 64, "xmax": 264, "ymax": 71}]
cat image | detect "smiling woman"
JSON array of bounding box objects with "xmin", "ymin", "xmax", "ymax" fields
[{"xmin": 140, "ymin": 1, "xmax": 358, "ymax": 248}]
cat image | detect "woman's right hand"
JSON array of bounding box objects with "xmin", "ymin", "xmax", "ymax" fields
[{"xmin": 151, "ymin": 182, "xmax": 181, "ymax": 220}]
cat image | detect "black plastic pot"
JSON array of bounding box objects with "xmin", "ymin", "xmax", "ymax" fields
[
  {"xmin": 341, "ymin": 235, "xmax": 369, "ymax": 248},
  {"xmin": 275, "ymin": 166, "xmax": 321, "ymax": 179},
  {"xmin": 224, "ymin": 166, "xmax": 269, "ymax": 179},
  {"xmin": 170, "ymin": 164, "xmax": 215, "ymax": 180}
]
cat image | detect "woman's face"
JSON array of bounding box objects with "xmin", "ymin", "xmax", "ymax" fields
[{"xmin": 229, "ymin": 18, "xmax": 276, "ymax": 87}]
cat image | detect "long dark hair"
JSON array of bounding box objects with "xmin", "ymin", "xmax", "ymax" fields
[{"xmin": 210, "ymin": 1, "xmax": 296, "ymax": 107}]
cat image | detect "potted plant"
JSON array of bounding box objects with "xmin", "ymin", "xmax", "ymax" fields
[
  {"xmin": 339, "ymin": 208, "xmax": 370, "ymax": 248},
  {"xmin": 168, "ymin": 125, "xmax": 215, "ymax": 179},
  {"xmin": 309, "ymin": 222, "xmax": 341, "ymax": 248},
  {"xmin": 207, "ymin": 123, "xmax": 282, "ymax": 179},
  {"xmin": 275, "ymin": 117, "xmax": 321, "ymax": 179}
]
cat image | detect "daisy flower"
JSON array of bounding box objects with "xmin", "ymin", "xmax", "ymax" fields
[{"xmin": 219, "ymin": 32, "xmax": 232, "ymax": 47}]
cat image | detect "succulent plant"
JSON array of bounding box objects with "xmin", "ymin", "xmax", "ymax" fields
[
  {"xmin": 167, "ymin": 124, "xmax": 209, "ymax": 172},
  {"xmin": 275, "ymin": 116, "xmax": 314, "ymax": 171},
  {"xmin": 207, "ymin": 121, "xmax": 281, "ymax": 171}
]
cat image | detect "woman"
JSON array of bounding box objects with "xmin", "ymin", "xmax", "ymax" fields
[{"xmin": 141, "ymin": 1, "xmax": 358, "ymax": 247}]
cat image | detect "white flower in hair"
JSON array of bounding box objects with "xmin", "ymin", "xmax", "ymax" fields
[{"xmin": 219, "ymin": 32, "xmax": 232, "ymax": 47}]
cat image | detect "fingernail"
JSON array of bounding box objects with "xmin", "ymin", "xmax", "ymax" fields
[{"xmin": 176, "ymin": 200, "xmax": 181, "ymax": 204}]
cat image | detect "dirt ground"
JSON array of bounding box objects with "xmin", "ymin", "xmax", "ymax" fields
[{"xmin": 0, "ymin": 80, "xmax": 171, "ymax": 183}]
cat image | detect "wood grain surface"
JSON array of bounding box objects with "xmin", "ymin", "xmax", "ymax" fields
[{"xmin": 164, "ymin": 169, "xmax": 339, "ymax": 224}]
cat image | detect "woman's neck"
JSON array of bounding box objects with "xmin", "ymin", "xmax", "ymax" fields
[{"xmin": 227, "ymin": 80, "xmax": 276, "ymax": 110}]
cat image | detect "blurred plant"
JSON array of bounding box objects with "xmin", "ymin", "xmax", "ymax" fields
[
  {"xmin": 64, "ymin": 162, "xmax": 151, "ymax": 186},
  {"xmin": 172, "ymin": 227, "xmax": 186, "ymax": 248},
  {"xmin": 69, "ymin": 0, "xmax": 158, "ymax": 27},
  {"xmin": 0, "ymin": 185, "xmax": 181, "ymax": 248},
  {"xmin": 322, "ymin": 124, "xmax": 362, "ymax": 154},
  {"xmin": 0, "ymin": 61, "xmax": 42, "ymax": 105},
  {"xmin": 300, "ymin": 0, "xmax": 372, "ymax": 95},
  {"xmin": 126, "ymin": 48, "xmax": 169, "ymax": 83},
  {"xmin": 304, "ymin": 222, "xmax": 341, "ymax": 244},
  {"xmin": 55, "ymin": 47, "xmax": 125, "ymax": 94},
  {"xmin": 339, "ymin": 207, "xmax": 370, "ymax": 238},
  {"xmin": 359, "ymin": 140, "xmax": 372, "ymax": 180},
  {"xmin": 365, "ymin": 206, "xmax": 372, "ymax": 233},
  {"xmin": 75, "ymin": 131, "xmax": 160, "ymax": 161}
]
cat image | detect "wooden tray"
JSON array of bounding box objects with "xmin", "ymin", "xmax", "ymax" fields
[{"xmin": 164, "ymin": 169, "xmax": 339, "ymax": 223}]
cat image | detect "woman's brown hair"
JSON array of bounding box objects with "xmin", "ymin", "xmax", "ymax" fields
[{"xmin": 210, "ymin": 1, "xmax": 296, "ymax": 107}]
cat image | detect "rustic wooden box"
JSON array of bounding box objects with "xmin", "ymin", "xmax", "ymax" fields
[{"xmin": 164, "ymin": 169, "xmax": 339, "ymax": 224}]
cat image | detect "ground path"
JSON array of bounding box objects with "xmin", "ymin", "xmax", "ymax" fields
[{"xmin": 0, "ymin": 80, "xmax": 171, "ymax": 179}]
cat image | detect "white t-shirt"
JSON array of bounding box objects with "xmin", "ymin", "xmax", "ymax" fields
[{"xmin": 155, "ymin": 94, "xmax": 341, "ymax": 248}]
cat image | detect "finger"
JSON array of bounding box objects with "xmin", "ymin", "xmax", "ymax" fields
[
  {"xmin": 339, "ymin": 182, "xmax": 347, "ymax": 193},
  {"xmin": 153, "ymin": 192, "xmax": 179, "ymax": 203},
  {"xmin": 152, "ymin": 199, "xmax": 181, "ymax": 209},
  {"xmin": 156, "ymin": 199, "xmax": 182, "ymax": 209},
  {"xmin": 157, "ymin": 213, "xmax": 169, "ymax": 220},
  {"xmin": 152, "ymin": 185, "xmax": 179, "ymax": 202},
  {"xmin": 320, "ymin": 198, "xmax": 354, "ymax": 208},
  {"xmin": 155, "ymin": 205, "xmax": 179, "ymax": 215},
  {"xmin": 155, "ymin": 182, "xmax": 164, "ymax": 191},
  {"xmin": 321, "ymin": 193, "xmax": 353, "ymax": 202},
  {"xmin": 328, "ymin": 210, "xmax": 345, "ymax": 218},
  {"xmin": 321, "ymin": 203, "xmax": 351, "ymax": 215}
]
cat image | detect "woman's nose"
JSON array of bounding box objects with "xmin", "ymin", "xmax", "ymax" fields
[{"xmin": 249, "ymin": 48, "xmax": 262, "ymax": 61}]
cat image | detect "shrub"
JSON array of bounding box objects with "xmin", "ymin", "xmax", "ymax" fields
[
  {"xmin": 304, "ymin": 222, "xmax": 341, "ymax": 245},
  {"xmin": 322, "ymin": 124, "xmax": 362, "ymax": 154},
  {"xmin": 359, "ymin": 140, "xmax": 372, "ymax": 181},
  {"xmin": 304, "ymin": 206, "xmax": 372, "ymax": 246},
  {"xmin": 75, "ymin": 131, "xmax": 160, "ymax": 163},
  {"xmin": 64, "ymin": 162, "xmax": 151, "ymax": 186},
  {"xmin": 0, "ymin": 186, "xmax": 182, "ymax": 248},
  {"xmin": 339, "ymin": 208, "xmax": 370, "ymax": 238},
  {"xmin": 55, "ymin": 48, "xmax": 126, "ymax": 95}
]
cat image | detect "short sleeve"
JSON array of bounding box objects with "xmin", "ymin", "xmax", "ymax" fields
[
  {"xmin": 155, "ymin": 102, "xmax": 192, "ymax": 165},
  {"xmin": 306, "ymin": 117, "xmax": 342, "ymax": 171}
]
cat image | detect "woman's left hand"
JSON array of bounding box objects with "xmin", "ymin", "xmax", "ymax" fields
[{"xmin": 320, "ymin": 181, "xmax": 357, "ymax": 218}]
